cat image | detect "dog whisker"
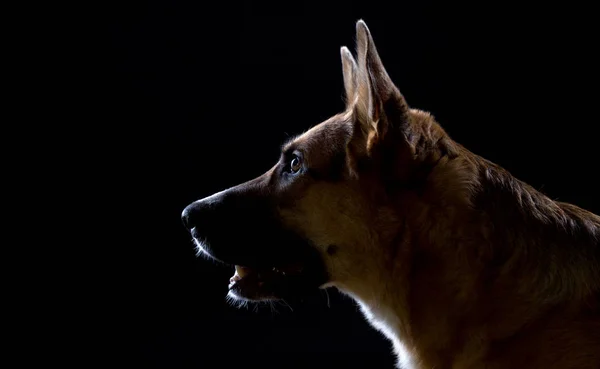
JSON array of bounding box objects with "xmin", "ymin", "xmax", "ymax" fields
[
  {"xmin": 279, "ymin": 299, "xmax": 294, "ymax": 312},
  {"xmin": 269, "ymin": 301, "xmax": 279, "ymax": 315},
  {"xmin": 323, "ymin": 288, "xmax": 331, "ymax": 308}
]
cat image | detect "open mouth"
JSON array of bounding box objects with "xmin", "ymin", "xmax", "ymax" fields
[
  {"xmin": 190, "ymin": 228, "xmax": 328, "ymax": 302},
  {"xmin": 193, "ymin": 235, "xmax": 327, "ymax": 302},
  {"xmin": 227, "ymin": 263, "xmax": 306, "ymax": 301}
]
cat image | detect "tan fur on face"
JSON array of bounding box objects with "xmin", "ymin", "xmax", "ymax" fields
[{"xmin": 276, "ymin": 20, "xmax": 600, "ymax": 369}]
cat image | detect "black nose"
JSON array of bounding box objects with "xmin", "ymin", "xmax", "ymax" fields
[{"xmin": 181, "ymin": 203, "xmax": 199, "ymax": 231}]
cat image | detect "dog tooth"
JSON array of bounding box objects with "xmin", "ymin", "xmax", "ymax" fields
[{"xmin": 235, "ymin": 265, "xmax": 249, "ymax": 278}]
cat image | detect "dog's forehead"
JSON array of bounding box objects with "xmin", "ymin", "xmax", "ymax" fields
[{"xmin": 284, "ymin": 113, "xmax": 351, "ymax": 152}]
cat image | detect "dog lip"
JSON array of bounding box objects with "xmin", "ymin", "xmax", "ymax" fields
[
  {"xmin": 228, "ymin": 272, "xmax": 242, "ymax": 289},
  {"xmin": 227, "ymin": 264, "xmax": 302, "ymax": 291},
  {"xmin": 190, "ymin": 227, "xmax": 214, "ymax": 249}
]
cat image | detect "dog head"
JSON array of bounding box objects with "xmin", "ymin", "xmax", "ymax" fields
[{"xmin": 182, "ymin": 20, "xmax": 457, "ymax": 303}]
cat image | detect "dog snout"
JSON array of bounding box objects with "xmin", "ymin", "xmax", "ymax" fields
[{"xmin": 181, "ymin": 190, "xmax": 227, "ymax": 231}]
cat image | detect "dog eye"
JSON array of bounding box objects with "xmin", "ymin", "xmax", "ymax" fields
[{"xmin": 290, "ymin": 155, "xmax": 302, "ymax": 174}]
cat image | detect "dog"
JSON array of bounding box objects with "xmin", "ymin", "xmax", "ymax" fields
[{"xmin": 181, "ymin": 20, "xmax": 600, "ymax": 369}]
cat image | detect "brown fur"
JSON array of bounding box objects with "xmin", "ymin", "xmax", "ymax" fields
[{"xmin": 276, "ymin": 21, "xmax": 600, "ymax": 368}]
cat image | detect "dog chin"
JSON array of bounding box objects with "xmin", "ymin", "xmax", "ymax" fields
[{"xmin": 226, "ymin": 287, "xmax": 276, "ymax": 304}]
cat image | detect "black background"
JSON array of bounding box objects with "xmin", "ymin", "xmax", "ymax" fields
[{"xmin": 94, "ymin": 2, "xmax": 599, "ymax": 368}]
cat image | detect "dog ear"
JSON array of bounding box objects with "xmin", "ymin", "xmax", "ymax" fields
[
  {"xmin": 348, "ymin": 20, "xmax": 410, "ymax": 159},
  {"xmin": 341, "ymin": 46, "xmax": 358, "ymax": 108}
]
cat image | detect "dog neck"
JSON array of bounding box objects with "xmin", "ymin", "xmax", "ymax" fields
[
  {"xmin": 336, "ymin": 256, "xmax": 416, "ymax": 368},
  {"xmin": 336, "ymin": 150, "xmax": 600, "ymax": 369},
  {"xmin": 334, "ymin": 219, "xmax": 418, "ymax": 368}
]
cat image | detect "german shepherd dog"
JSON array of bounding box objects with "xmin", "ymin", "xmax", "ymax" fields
[{"xmin": 181, "ymin": 20, "xmax": 600, "ymax": 368}]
